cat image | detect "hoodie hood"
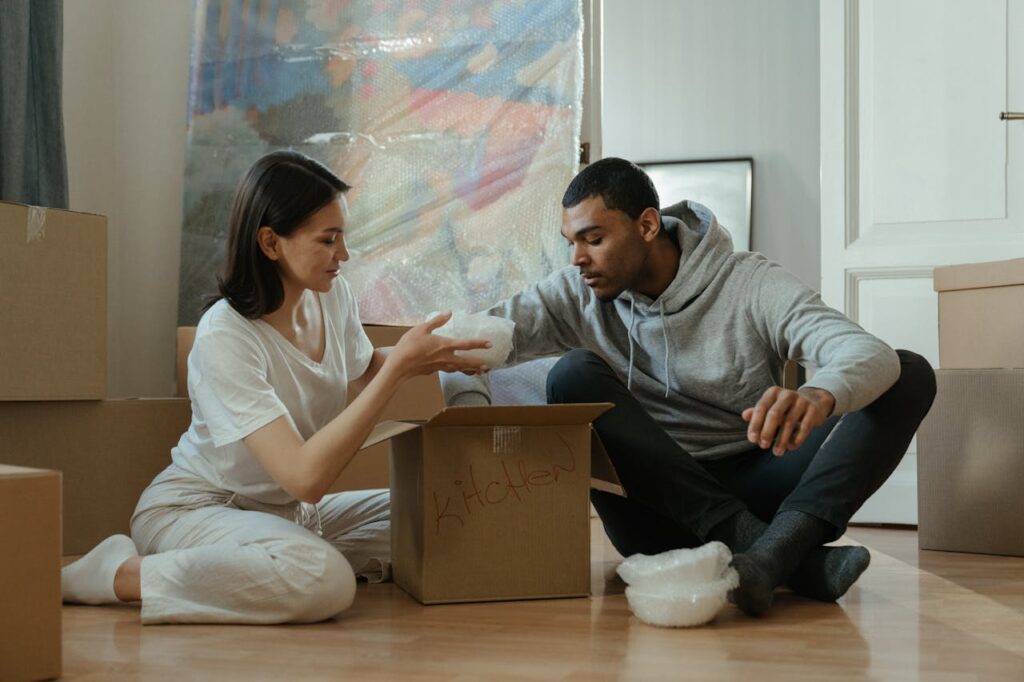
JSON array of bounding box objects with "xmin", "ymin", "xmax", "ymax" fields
[
  {"xmin": 618, "ymin": 201, "xmax": 736, "ymax": 396},
  {"xmin": 621, "ymin": 201, "xmax": 736, "ymax": 313}
]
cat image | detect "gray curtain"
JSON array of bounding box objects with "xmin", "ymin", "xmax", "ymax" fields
[{"xmin": 0, "ymin": 0, "xmax": 67, "ymax": 208}]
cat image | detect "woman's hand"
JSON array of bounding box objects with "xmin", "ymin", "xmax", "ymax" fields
[{"xmin": 384, "ymin": 311, "xmax": 491, "ymax": 379}]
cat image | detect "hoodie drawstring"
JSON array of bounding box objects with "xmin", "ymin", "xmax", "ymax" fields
[
  {"xmin": 626, "ymin": 298, "xmax": 636, "ymax": 390},
  {"xmin": 660, "ymin": 299, "xmax": 671, "ymax": 398},
  {"xmin": 626, "ymin": 298, "xmax": 672, "ymax": 397}
]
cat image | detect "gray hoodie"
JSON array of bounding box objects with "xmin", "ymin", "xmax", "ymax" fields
[{"xmin": 442, "ymin": 201, "xmax": 901, "ymax": 460}]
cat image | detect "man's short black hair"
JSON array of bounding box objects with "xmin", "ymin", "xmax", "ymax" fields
[{"xmin": 561, "ymin": 157, "xmax": 660, "ymax": 220}]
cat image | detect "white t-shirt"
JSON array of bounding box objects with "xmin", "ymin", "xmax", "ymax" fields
[{"xmin": 171, "ymin": 276, "xmax": 374, "ymax": 504}]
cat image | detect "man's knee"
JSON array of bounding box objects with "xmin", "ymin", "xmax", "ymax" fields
[
  {"xmin": 893, "ymin": 349, "xmax": 937, "ymax": 416},
  {"xmin": 546, "ymin": 349, "xmax": 614, "ymax": 403}
]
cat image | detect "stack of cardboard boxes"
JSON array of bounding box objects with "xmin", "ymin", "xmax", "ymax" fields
[
  {"xmin": 917, "ymin": 258, "xmax": 1024, "ymax": 557},
  {"xmin": 0, "ymin": 201, "xmax": 193, "ymax": 561},
  {"xmin": 1, "ymin": 200, "xmax": 113, "ymax": 681}
]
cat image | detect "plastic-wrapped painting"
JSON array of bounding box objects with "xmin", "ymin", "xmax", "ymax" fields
[{"xmin": 178, "ymin": 0, "xmax": 584, "ymax": 326}]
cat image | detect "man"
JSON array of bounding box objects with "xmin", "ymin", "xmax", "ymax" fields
[{"xmin": 442, "ymin": 157, "xmax": 936, "ymax": 616}]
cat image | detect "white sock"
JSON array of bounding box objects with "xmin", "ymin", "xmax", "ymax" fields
[{"xmin": 62, "ymin": 535, "xmax": 138, "ymax": 605}]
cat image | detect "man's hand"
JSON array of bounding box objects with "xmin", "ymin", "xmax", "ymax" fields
[{"xmin": 742, "ymin": 386, "xmax": 836, "ymax": 456}]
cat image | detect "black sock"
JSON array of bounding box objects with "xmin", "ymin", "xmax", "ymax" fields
[
  {"xmin": 706, "ymin": 509, "xmax": 767, "ymax": 553},
  {"xmin": 786, "ymin": 545, "xmax": 871, "ymax": 602},
  {"xmin": 708, "ymin": 510, "xmax": 868, "ymax": 610},
  {"xmin": 729, "ymin": 510, "xmax": 834, "ymax": 616}
]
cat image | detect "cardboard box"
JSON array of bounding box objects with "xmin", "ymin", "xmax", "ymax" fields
[
  {"xmin": 0, "ymin": 399, "xmax": 191, "ymax": 555},
  {"xmin": 0, "ymin": 465, "xmax": 61, "ymax": 681},
  {"xmin": 176, "ymin": 324, "xmax": 444, "ymax": 492},
  {"xmin": 368, "ymin": 403, "xmax": 617, "ymax": 604},
  {"xmin": 917, "ymin": 369, "xmax": 1024, "ymax": 556},
  {"xmin": 0, "ymin": 201, "xmax": 107, "ymax": 400},
  {"xmin": 933, "ymin": 258, "xmax": 1024, "ymax": 368},
  {"xmin": 175, "ymin": 325, "xmax": 195, "ymax": 398}
]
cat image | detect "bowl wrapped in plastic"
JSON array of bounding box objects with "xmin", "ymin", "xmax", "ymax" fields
[
  {"xmin": 616, "ymin": 541, "xmax": 739, "ymax": 627},
  {"xmin": 430, "ymin": 312, "xmax": 515, "ymax": 369}
]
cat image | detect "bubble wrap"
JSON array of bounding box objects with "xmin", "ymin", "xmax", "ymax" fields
[
  {"xmin": 178, "ymin": 0, "xmax": 584, "ymax": 326},
  {"xmin": 431, "ymin": 312, "xmax": 514, "ymax": 368},
  {"xmin": 616, "ymin": 542, "xmax": 739, "ymax": 628}
]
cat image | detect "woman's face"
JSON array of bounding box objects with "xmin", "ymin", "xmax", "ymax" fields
[{"xmin": 272, "ymin": 196, "xmax": 350, "ymax": 294}]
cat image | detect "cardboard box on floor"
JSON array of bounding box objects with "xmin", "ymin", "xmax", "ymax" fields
[
  {"xmin": 0, "ymin": 465, "xmax": 61, "ymax": 682},
  {"xmin": 933, "ymin": 258, "xmax": 1024, "ymax": 368},
  {"xmin": 917, "ymin": 369, "xmax": 1024, "ymax": 557},
  {"xmin": 0, "ymin": 201, "xmax": 107, "ymax": 400},
  {"xmin": 361, "ymin": 403, "xmax": 620, "ymax": 604},
  {"xmin": 0, "ymin": 399, "xmax": 191, "ymax": 555},
  {"xmin": 176, "ymin": 324, "xmax": 444, "ymax": 492}
]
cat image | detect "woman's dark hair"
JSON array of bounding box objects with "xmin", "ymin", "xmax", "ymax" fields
[
  {"xmin": 204, "ymin": 150, "xmax": 350, "ymax": 319},
  {"xmin": 561, "ymin": 157, "xmax": 659, "ymax": 220}
]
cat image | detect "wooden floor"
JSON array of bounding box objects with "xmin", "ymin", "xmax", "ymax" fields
[{"xmin": 60, "ymin": 523, "xmax": 1024, "ymax": 681}]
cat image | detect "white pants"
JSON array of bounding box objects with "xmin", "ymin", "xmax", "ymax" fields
[{"xmin": 129, "ymin": 464, "xmax": 390, "ymax": 625}]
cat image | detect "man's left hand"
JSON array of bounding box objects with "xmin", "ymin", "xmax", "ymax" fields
[{"xmin": 742, "ymin": 386, "xmax": 836, "ymax": 456}]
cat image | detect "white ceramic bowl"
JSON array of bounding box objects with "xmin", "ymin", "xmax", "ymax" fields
[{"xmin": 624, "ymin": 572, "xmax": 739, "ymax": 628}]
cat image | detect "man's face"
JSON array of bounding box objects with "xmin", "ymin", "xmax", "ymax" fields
[{"xmin": 561, "ymin": 195, "xmax": 649, "ymax": 301}]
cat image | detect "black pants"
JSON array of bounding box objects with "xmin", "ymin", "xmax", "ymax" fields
[{"xmin": 545, "ymin": 349, "xmax": 937, "ymax": 557}]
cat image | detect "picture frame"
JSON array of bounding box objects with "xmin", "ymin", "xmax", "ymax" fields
[{"xmin": 640, "ymin": 158, "xmax": 754, "ymax": 252}]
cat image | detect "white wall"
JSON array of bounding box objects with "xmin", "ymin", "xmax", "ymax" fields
[
  {"xmin": 601, "ymin": 0, "xmax": 821, "ymax": 287},
  {"xmin": 63, "ymin": 1, "xmax": 193, "ymax": 398}
]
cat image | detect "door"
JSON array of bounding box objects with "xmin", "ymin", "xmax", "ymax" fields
[{"xmin": 820, "ymin": 0, "xmax": 1024, "ymax": 523}]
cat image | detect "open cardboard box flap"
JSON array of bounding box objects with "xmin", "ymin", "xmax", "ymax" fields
[
  {"xmin": 589, "ymin": 435, "xmax": 623, "ymax": 496},
  {"xmin": 359, "ymin": 420, "xmax": 423, "ymax": 449},
  {"xmin": 359, "ymin": 402, "xmax": 624, "ymax": 495}
]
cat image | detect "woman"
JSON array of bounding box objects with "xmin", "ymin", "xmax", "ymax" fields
[{"xmin": 61, "ymin": 151, "xmax": 490, "ymax": 624}]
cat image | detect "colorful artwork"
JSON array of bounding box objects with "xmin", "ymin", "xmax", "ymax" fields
[{"xmin": 179, "ymin": 0, "xmax": 583, "ymax": 325}]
